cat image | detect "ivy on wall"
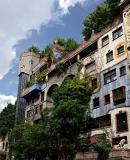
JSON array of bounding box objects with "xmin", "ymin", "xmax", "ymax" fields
[{"xmin": 56, "ymin": 62, "xmax": 70, "ymax": 75}]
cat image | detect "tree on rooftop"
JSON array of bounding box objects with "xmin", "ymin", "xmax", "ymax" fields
[
  {"xmin": 41, "ymin": 45, "xmax": 53, "ymax": 58},
  {"xmin": 28, "ymin": 45, "xmax": 40, "ymax": 54},
  {"xmin": 55, "ymin": 38, "xmax": 66, "ymax": 46},
  {"xmin": 64, "ymin": 38, "xmax": 78, "ymax": 53},
  {"xmin": 54, "ymin": 38, "xmax": 78, "ymax": 54},
  {"xmin": 82, "ymin": 0, "xmax": 120, "ymax": 39}
]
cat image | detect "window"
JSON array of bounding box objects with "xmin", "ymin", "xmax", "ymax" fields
[
  {"xmin": 91, "ymin": 78, "xmax": 98, "ymax": 90},
  {"xmin": 85, "ymin": 61, "xmax": 96, "ymax": 72},
  {"xmin": 102, "ymin": 35, "xmax": 109, "ymax": 47},
  {"xmin": 93, "ymin": 97, "xmax": 100, "ymax": 109},
  {"xmin": 104, "ymin": 94, "xmax": 110, "ymax": 105},
  {"xmin": 113, "ymin": 27, "xmax": 123, "ymax": 40},
  {"xmin": 120, "ymin": 66, "xmax": 126, "ymax": 76},
  {"xmin": 2, "ymin": 142, "xmax": 4, "ymax": 150},
  {"xmin": 117, "ymin": 46, "xmax": 124, "ymax": 55},
  {"xmin": 106, "ymin": 51, "xmax": 113, "ymax": 63},
  {"xmin": 35, "ymin": 106, "xmax": 39, "ymax": 114},
  {"xmin": 41, "ymin": 92, "xmax": 44, "ymax": 102},
  {"xmin": 91, "ymin": 115, "xmax": 111, "ymax": 129},
  {"xmin": 5, "ymin": 142, "xmax": 8, "ymax": 151},
  {"xmin": 113, "ymin": 86, "xmax": 126, "ymax": 105},
  {"xmin": 27, "ymin": 110, "xmax": 31, "ymax": 118},
  {"xmin": 112, "ymin": 136, "xmax": 127, "ymax": 145},
  {"xmin": 40, "ymin": 105, "xmax": 42, "ymax": 111},
  {"xmin": 116, "ymin": 112, "xmax": 128, "ymax": 132},
  {"xmin": 104, "ymin": 69, "xmax": 116, "ymax": 84}
]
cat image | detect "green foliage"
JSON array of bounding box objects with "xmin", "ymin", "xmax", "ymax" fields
[
  {"xmin": 55, "ymin": 38, "xmax": 65, "ymax": 46},
  {"xmin": 25, "ymin": 80, "xmax": 33, "ymax": 88},
  {"xmin": 92, "ymin": 132, "xmax": 112, "ymax": 160},
  {"xmin": 35, "ymin": 71, "xmax": 43, "ymax": 83},
  {"xmin": 55, "ymin": 38, "xmax": 78, "ymax": 53},
  {"xmin": 64, "ymin": 38, "xmax": 78, "ymax": 52},
  {"xmin": 28, "ymin": 38, "xmax": 78, "ymax": 64},
  {"xmin": 56, "ymin": 61, "xmax": 70, "ymax": 75},
  {"xmin": 82, "ymin": 0, "xmax": 120, "ymax": 39},
  {"xmin": 10, "ymin": 122, "xmax": 50, "ymax": 160},
  {"xmin": 106, "ymin": 0, "xmax": 120, "ymax": 16},
  {"xmin": 28, "ymin": 45, "xmax": 40, "ymax": 54},
  {"xmin": 11, "ymin": 74, "xmax": 91, "ymax": 160},
  {"xmin": 52, "ymin": 74, "xmax": 91, "ymax": 106},
  {"xmin": 77, "ymin": 137, "xmax": 91, "ymax": 152},
  {"xmin": 41, "ymin": 45, "xmax": 53, "ymax": 58},
  {"xmin": 0, "ymin": 103, "xmax": 16, "ymax": 136}
]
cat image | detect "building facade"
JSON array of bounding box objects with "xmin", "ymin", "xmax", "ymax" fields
[{"xmin": 16, "ymin": 0, "xmax": 130, "ymax": 150}]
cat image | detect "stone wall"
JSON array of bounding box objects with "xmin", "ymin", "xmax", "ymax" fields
[{"xmin": 75, "ymin": 150, "xmax": 130, "ymax": 160}]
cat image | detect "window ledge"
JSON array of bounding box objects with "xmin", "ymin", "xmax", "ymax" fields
[
  {"xmin": 116, "ymin": 130, "xmax": 128, "ymax": 134},
  {"xmin": 120, "ymin": 73, "xmax": 126, "ymax": 77},
  {"xmin": 117, "ymin": 51, "xmax": 125, "ymax": 56},
  {"xmin": 113, "ymin": 34, "xmax": 123, "ymax": 41},
  {"xmin": 93, "ymin": 106, "xmax": 100, "ymax": 110},
  {"xmin": 104, "ymin": 103, "xmax": 110, "ymax": 105},
  {"xmin": 106, "ymin": 59, "xmax": 114, "ymax": 63},
  {"xmin": 104, "ymin": 79, "xmax": 117, "ymax": 85},
  {"xmin": 102, "ymin": 43, "xmax": 109, "ymax": 48}
]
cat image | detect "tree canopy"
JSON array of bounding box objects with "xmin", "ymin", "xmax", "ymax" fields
[
  {"xmin": 0, "ymin": 103, "xmax": 16, "ymax": 136},
  {"xmin": 28, "ymin": 45, "xmax": 40, "ymax": 54},
  {"xmin": 10, "ymin": 74, "xmax": 92, "ymax": 160},
  {"xmin": 27, "ymin": 38, "xmax": 78, "ymax": 59},
  {"xmin": 82, "ymin": 0, "xmax": 120, "ymax": 39}
]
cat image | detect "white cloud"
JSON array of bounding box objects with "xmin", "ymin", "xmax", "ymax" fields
[
  {"xmin": 0, "ymin": 0, "xmax": 55, "ymax": 79},
  {"xmin": 58, "ymin": 0, "xmax": 87, "ymax": 14},
  {"xmin": 0, "ymin": 0, "xmax": 90, "ymax": 80},
  {"xmin": 0, "ymin": 95, "xmax": 16, "ymax": 111}
]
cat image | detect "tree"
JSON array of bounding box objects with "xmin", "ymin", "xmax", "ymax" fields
[
  {"xmin": 28, "ymin": 45, "xmax": 40, "ymax": 54},
  {"xmin": 49, "ymin": 74, "xmax": 92, "ymax": 160},
  {"xmin": 10, "ymin": 121, "xmax": 52, "ymax": 160},
  {"xmin": 82, "ymin": 0, "xmax": 120, "ymax": 39},
  {"xmin": 41, "ymin": 45, "xmax": 53, "ymax": 58},
  {"xmin": 11, "ymin": 74, "xmax": 92, "ymax": 160},
  {"xmin": 64, "ymin": 38, "xmax": 78, "ymax": 53},
  {"xmin": 52, "ymin": 74, "xmax": 91, "ymax": 106},
  {"xmin": 55, "ymin": 38, "xmax": 66, "ymax": 46},
  {"xmin": 0, "ymin": 103, "xmax": 16, "ymax": 136}
]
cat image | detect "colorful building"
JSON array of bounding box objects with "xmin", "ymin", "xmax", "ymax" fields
[{"xmin": 16, "ymin": 0, "xmax": 130, "ymax": 150}]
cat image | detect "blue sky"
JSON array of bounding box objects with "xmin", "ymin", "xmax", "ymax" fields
[{"xmin": 0, "ymin": 0, "xmax": 104, "ymax": 110}]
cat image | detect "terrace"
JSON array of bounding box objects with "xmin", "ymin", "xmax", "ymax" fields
[{"xmin": 21, "ymin": 83, "xmax": 42, "ymax": 98}]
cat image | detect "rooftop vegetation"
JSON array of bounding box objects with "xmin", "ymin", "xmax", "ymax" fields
[
  {"xmin": 28, "ymin": 45, "xmax": 40, "ymax": 54},
  {"xmin": 28, "ymin": 38, "xmax": 78, "ymax": 60},
  {"xmin": 55, "ymin": 38, "xmax": 78, "ymax": 53},
  {"xmin": 82, "ymin": 0, "xmax": 121, "ymax": 39}
]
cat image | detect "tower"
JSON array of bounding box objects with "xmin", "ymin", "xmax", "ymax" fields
[{"xmin": 15, "ymin": 52, "xmax": 40, "ymax": 123}]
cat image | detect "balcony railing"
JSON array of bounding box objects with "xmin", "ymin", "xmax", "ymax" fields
[{"xmin": 21, "ymin": 83, "xmax": 42, "ymax": 98}]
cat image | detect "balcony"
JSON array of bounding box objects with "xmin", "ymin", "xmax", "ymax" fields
[{"xmin": 21, "ymin": 83, "xmax": 42, "ymax": 98}]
